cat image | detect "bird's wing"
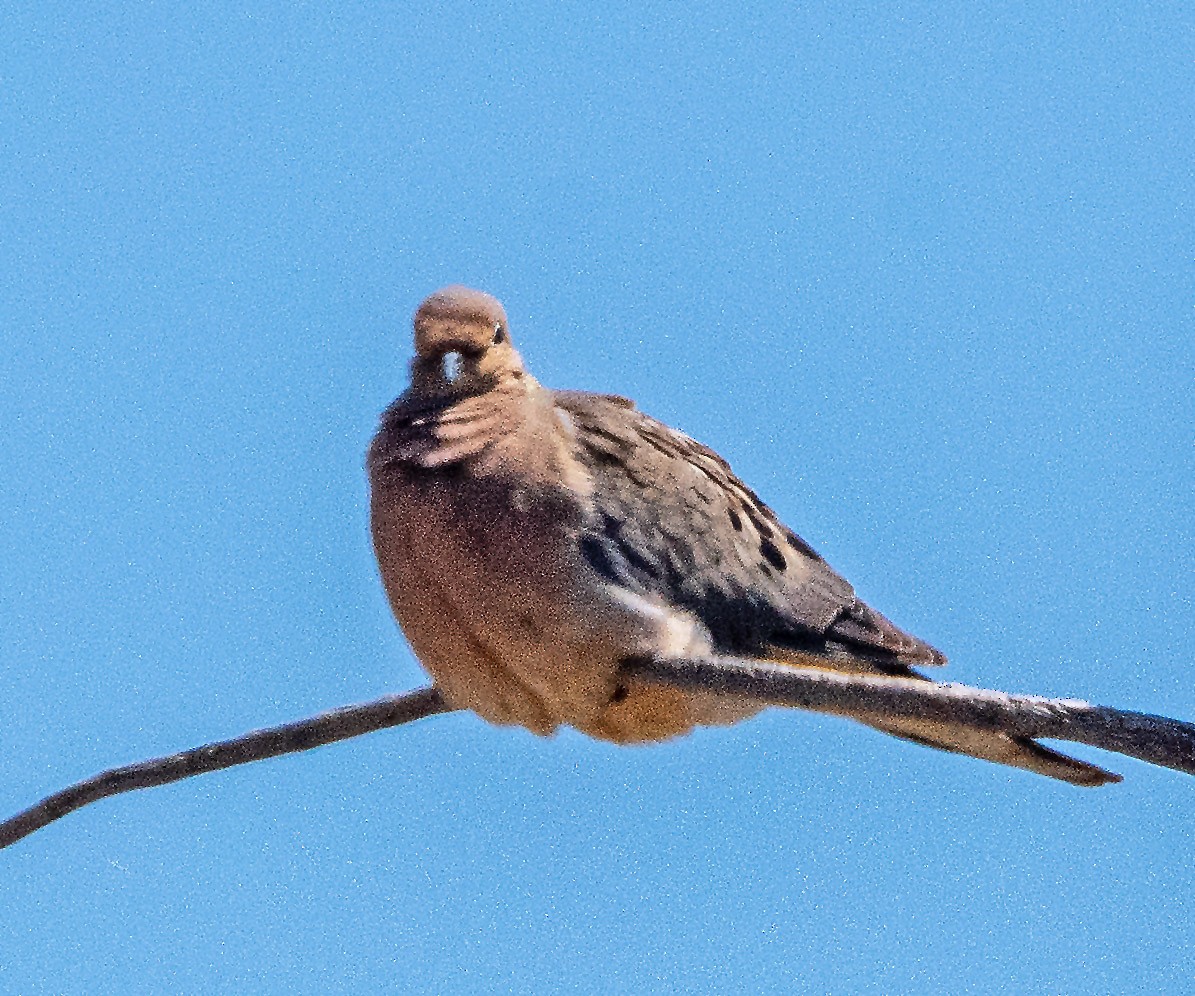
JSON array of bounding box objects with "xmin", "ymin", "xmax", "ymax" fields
[{"xmin": 554, "ymin": 389, "xmax": 944, "ymax": 670}]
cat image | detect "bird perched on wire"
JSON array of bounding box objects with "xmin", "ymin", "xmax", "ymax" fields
[{"xmin": 367, "ymin": 285, "xmax": 1116, "ymax": 785}]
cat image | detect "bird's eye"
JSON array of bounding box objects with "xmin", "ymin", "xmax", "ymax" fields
[{"xmin": 492, "ymin": 322, "xmax": 506, "ymax": 344}]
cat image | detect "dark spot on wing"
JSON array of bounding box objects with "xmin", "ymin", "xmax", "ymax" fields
[
  {"xmin": 621, "ymin": 540, "xmax": 663, "ymax": 579},
  {"xmin": 759, "ymin": 537, "xmax": 787, "ymax": 572},
  {"xmin": 781, "ymin": 525, "xmax": 823, "ymax": 561},
  {"xmin": 742, "ymin": 502, "xmax": 774, "ymax": 540},
  {"xmin": 580, "ymin": 535, "xmax": 624, "ymax": 584},
  {"xmin": 588, "ymin": 449, "xmax": 621, "ymax": 467}
]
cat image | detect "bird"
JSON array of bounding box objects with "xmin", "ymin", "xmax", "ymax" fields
[{"xmin": 367, "ymin": 285, "xmax": 1118, "ymax": 786}]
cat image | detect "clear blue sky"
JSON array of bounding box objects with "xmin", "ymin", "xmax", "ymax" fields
[{"xmin": 2, "ymin": 4, "xmax": 1192, "ymax": 993}]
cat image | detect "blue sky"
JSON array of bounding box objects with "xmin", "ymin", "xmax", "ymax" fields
[{"xmin": 2, "ymin": 3, "xmax": 1192, "ymax": 993}]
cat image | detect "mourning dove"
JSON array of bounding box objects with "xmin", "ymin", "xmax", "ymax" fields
[{"xmin": 367, "ymin": 286, "xmax": 1117, "ymax": 786}]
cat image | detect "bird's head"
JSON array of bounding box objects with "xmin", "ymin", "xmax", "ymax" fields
[{"xmin": 409, "ymin": 286, "xmax": 526, "ymax": 397}]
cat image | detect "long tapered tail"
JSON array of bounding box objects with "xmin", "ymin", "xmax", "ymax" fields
[
  {"xmin": 865, "ymin": 715, "xmax": 1121, "ymax": 786},
  {"xmin": 766, "ymin": 646, "xmax": 1121, "ymax": 786}
]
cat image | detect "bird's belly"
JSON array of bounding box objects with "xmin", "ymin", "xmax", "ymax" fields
[
  {"xmin": 370, "ymin": 476, "xmax": 624, "ymax": 730},
  {"xmin": 372, "ymin": 476, "xmax": 749, "ymax": 741}
]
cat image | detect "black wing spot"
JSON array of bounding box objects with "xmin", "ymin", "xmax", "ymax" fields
[
  {"xmin": 621, "ymin": 542, "xmax": 662, "ymax": 580},
  {"xmin": 759, "ymin": 537, "xmax": 787, "ymax": 573},
  {"xmin": 585, "ymin": 447, "xmax": 622, "ymax": 467},
  {"xmin": 583, "ymin": 424, "xmax": 635, "ymax": 453},
  {"xmin": 580, "ymin": 535, "xmax": 622, "ymax": 583},
  {"xmin": 781, "ymin": 525, "xmax": 823, "ymax": 561},
  {"xmin": 610, "ymin": 684, "xmax": 630, "ymax": 703},
  {"xmin": 743, "ymin": 504, "xmax": 775, "ymax": 540}
]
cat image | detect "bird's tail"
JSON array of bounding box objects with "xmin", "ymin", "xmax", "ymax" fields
[
  {"xmin": 766, "ymin": 646, "xmax": 1121, "ymax": 786},
  {"xmin": 863, "ymin": 715, "xmax": 1121, "ymax": 786}
]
